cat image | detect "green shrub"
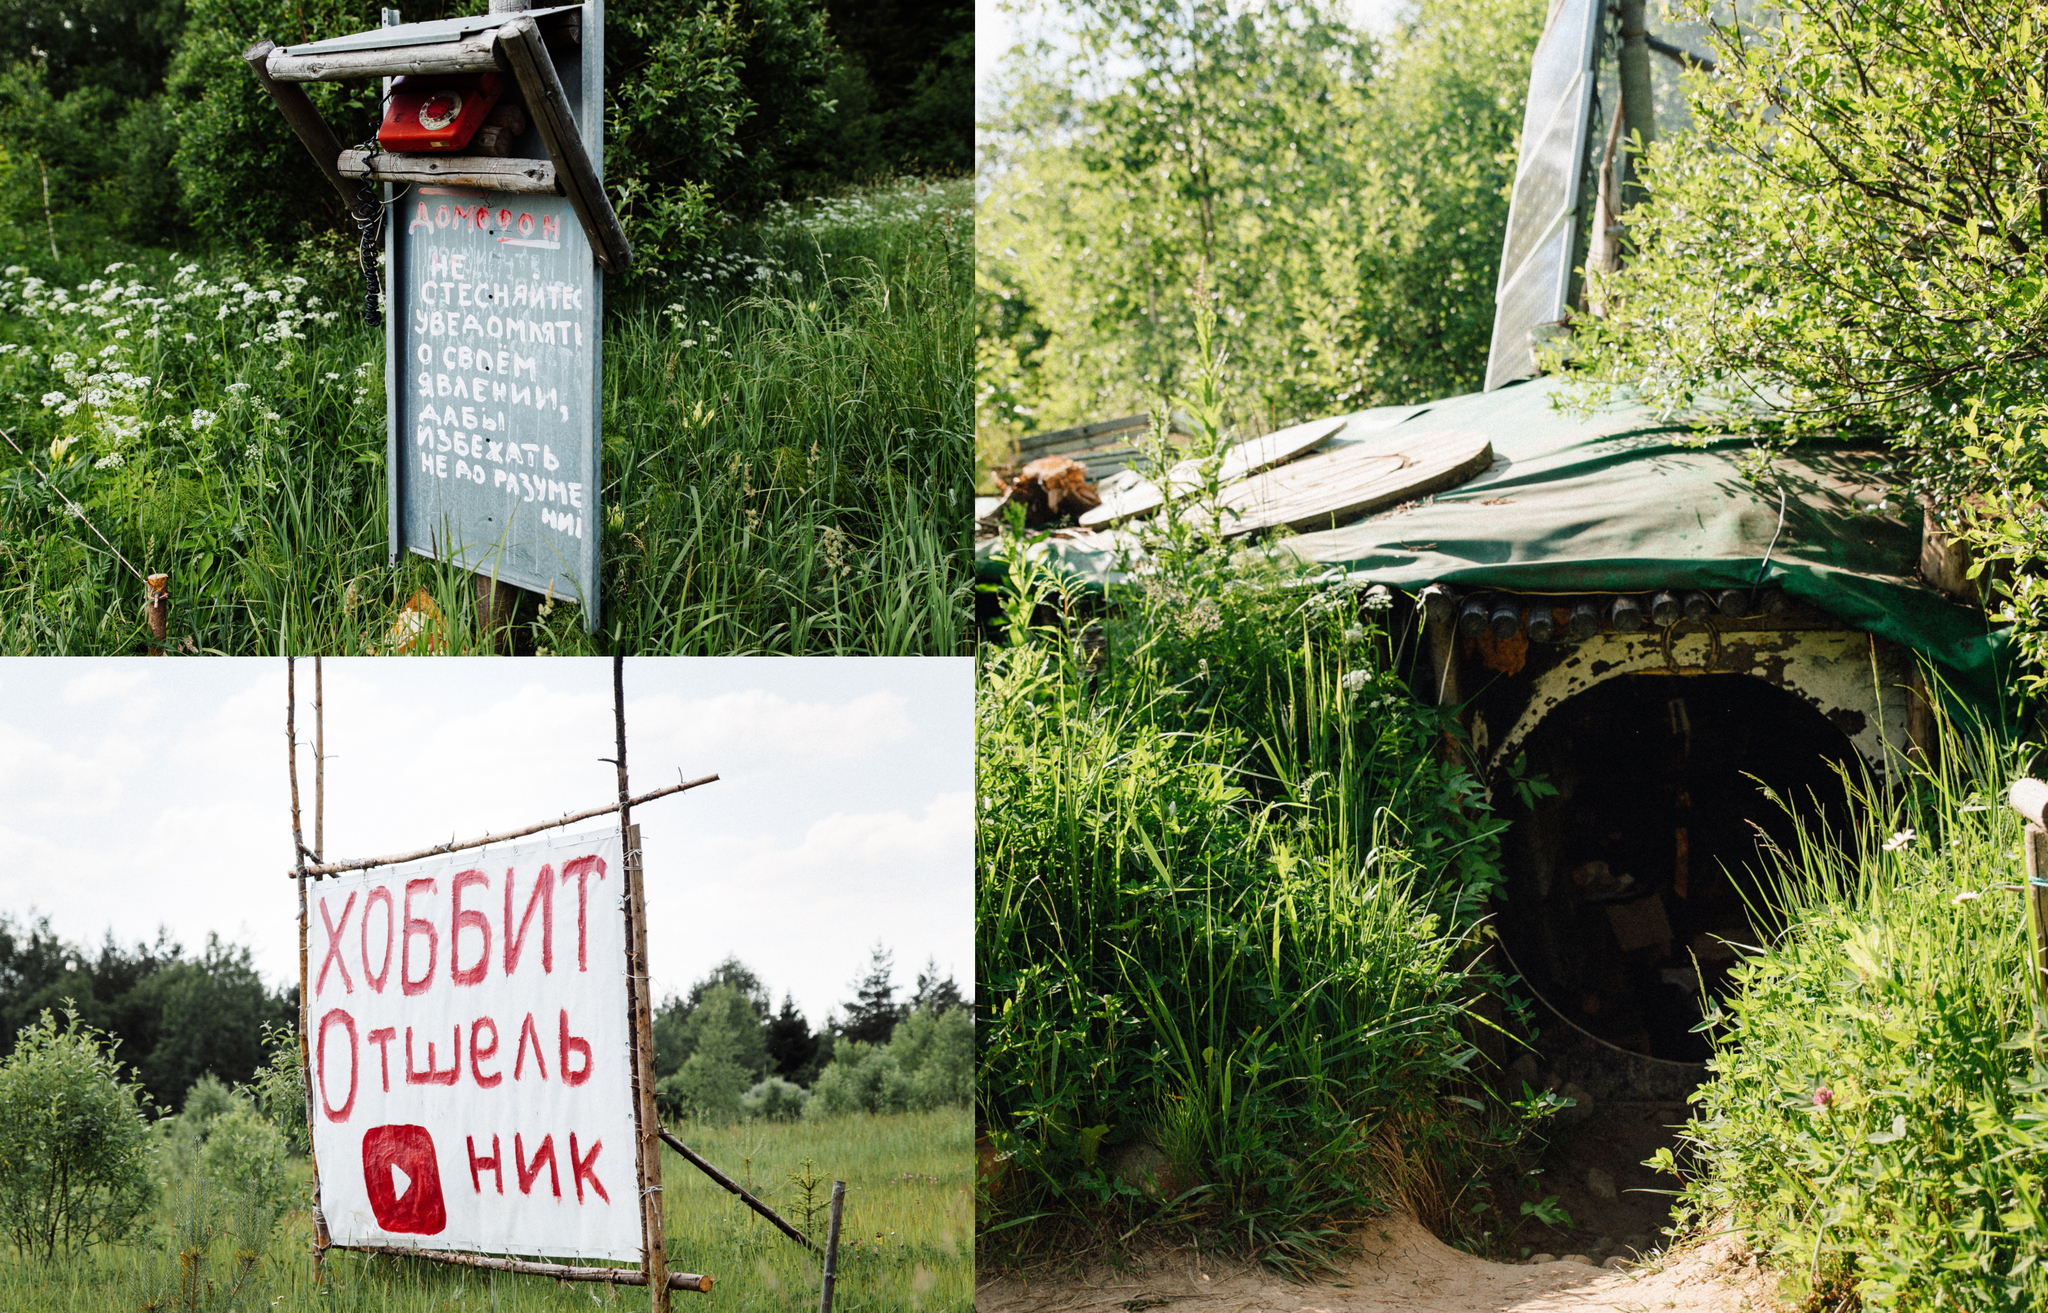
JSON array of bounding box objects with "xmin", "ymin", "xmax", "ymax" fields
[
  {"xmin": 1669, "ymin": 719, "xmax": 2048, "ymax": 1308},
  {"xmin": 0, "ymin": 1006, "xmax": 157, "ymax": 1262},
  {"xmin": 740, "ymin": 1075, "xmax": 809, "ymax": 1120},
  {"xmin": 891, "ymin": 1006, "xmax": 970, "ymax": 1111},
  {"xmin": 806, "ymin": 1040, "xmax": 909, "ymax": 1117},
  {"xmin": 198, "ymin": 1106, "xmax": 291, "ymax": 1223}
]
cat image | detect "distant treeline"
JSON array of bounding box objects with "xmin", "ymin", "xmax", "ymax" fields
[
  {"xmin": 0, "ymin": 914, "xmax": 292, "ymax": 1116},
  {"xmin": 0, "ymin": 0, "xmax": 967, "ymax": 271},
  {"xmin": 0, "ymin": 915, "xmax": 961, "ymax": 1118}
]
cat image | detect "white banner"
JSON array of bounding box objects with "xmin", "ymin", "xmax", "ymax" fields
[{"xmin": 307, "ymin": 827, "xmax": 641, "ymax": 1262}]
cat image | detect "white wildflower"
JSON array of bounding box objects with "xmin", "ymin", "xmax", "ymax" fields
[
  {"xmin": 39, "ymin": 391, "xmax": 65, "ymax": 408},
  {"xmin": 191, "ymin": 409, "xmax": 218, "ymax": 432},
  {"xmin": 94, "ymin": 453, "xmax": 125, "ymax": 470},
  {"xmin": 1883, "ymin": 828, "xmax": 1916, "ymax": 852}
]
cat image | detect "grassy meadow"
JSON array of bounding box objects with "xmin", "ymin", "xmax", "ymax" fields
[
  {"xmin": 0, "ymin": 1108, "xmax": 969, "ymax": 1311},
  {"xmin": 0, "ymin": 177, "xmax": 971, "ymax": 655}
]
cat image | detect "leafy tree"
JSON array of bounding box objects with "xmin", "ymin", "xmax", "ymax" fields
[
  {"xmin": 838, "ymin": 943, "xmax": 905, "ymax": 1044},
  {"xmin": 910, "ymin": 957, "xmax": 962, "ymax": 1014},
  {"xmin": 0, "ymin": 1006, "xmax": 156, "ymax": 1262},
  {"xmin": 978, "ymin": 0, "xmax": 1543, "ymax": 444},
  {"xmin": 652, "ymin": 955, "xmax": 772, "ymax": 1077},
  {"xmin": 666, "ymin": 983, "xmax": 762, "ymax": 1122},
  {"xmin": 1563, "ymin": 0, "xmax": 2048, "ymax": 682},
  {"xmin": 0, "ymin": 0, "xmax": 186, "ymax": 100},
  {"xmin": 764, "ymin": 992, "xmax": 818, "ymax": 1083},
  {"xmin": 125, "ymin": 934, "xmax": 292, "ymax": 1113}
]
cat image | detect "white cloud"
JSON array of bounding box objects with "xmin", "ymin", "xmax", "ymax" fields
[{"xmin": 61, "ymin": 665, "xmax": 153, "ymax": 705}]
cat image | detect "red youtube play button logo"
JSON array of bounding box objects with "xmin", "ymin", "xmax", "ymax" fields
[{"xmin": 361, "ymin": 1125, "xmax": 448, "ymax": 1234}]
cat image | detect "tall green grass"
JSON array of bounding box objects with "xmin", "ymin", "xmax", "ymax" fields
[
  {"xmin": 0, "ymin": 1108, "xmax": 969, "ymax": 1310},
  {"xmin": 0, "ymin": 177, "xmax": 970, "ymax": 654},
  {"xmin": 977, "ymin": 532, "xmax": 1542, "ymax": 1271},
  {"xmin": 1669, "ymin": 711, "xmax": 2048, "ymax": 1309}
]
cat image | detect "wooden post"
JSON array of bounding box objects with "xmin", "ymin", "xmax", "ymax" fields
[
  {"xmin": 144, "ymin": 573, "xmax": 168, "ymax": 654},
  {"xmin": 1616, "ymin": 0, "xmax": 1657, "ymax": 211},
  {"xmin": 493, "ymin": 16, "xmax": 634, "ymax": 270},
  {"xmin": 2027, "ymin": 825, "xmax": 2048, "ymax": 1021},
  {"xmin": 1906, "ymin": 666, "xmax": 1938, "ymax": 766},
  {"xmin": 476, "ymin": 572, "xmax": 522, "ymax": 654},
  {"xmin": 240, "ymin": 40, "xmax": 359, "ymax": 212},
  {"xmin": 286, "ymin": 660, "xmax": 332, "ymax": 1276},
  {"xmin": 818, "ymin": 1181, "xmax": 846, "ymax": 1313},
  {"xmin": 615, "ymin": 657, "xmax": 671, "ymax": 1312}
]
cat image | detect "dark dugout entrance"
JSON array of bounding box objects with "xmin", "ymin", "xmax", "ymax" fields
[{"xmin": 1495, "ymin": 672, "xmax": 1859, "ymax": 1064}]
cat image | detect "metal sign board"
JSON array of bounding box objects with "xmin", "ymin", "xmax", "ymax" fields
[
  {"xmin": 1484, "ymin": 0, "xmax": 1602, "ymax": 392},
  {"xmin": 384, "ymin": 3, "xmax": 604, "ymax": 627},
  {"xmin": 308, "ymin": 828, "xmax": 640, "ymax": 1261}
]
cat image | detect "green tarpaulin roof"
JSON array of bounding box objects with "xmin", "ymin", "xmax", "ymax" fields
[{"xmin": 982, "ymin": 377, "xmax": 2013, "ymax": 720}]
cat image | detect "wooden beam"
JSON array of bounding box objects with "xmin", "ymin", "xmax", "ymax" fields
[
  {"xmin": 343, "ymin": 1245, "xmax": 709, "ymax": 1291},
  {"xmin": 1015, "ymin": 414, "xmax": 1154, "ymax": 456},
  {"xmin": 658, "ymin": 1127, "xmax": 821, "ymax": 1254},
  {"xmin": 338, "ymin": 148, "xmax": 558, "ymax": 193},
  {"xmin": 267, "ymin": 31, "xmax": 500, "ymax": 81},
  {"xmin": 286, "ymin": 774, "xmax": 718, "ymax": 877},
  {"xmin": 495, "ymin": 16, "xmax": 632, "ymax": 270},
  {"xmin": 242, "ymin": 40, "xmax": 359, "ymax": 212}
]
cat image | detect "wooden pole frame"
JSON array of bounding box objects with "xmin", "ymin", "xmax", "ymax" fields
[
  {"xmin": 290, "ymin": 660, "xmax": 714, "ymax": 1297},
  {"xmin": 615, "ymin": 653, "xmax": 673, "ymax": 1311}
]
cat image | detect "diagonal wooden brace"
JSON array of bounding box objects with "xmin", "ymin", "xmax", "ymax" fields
[
  {"xmin": 242, "ymin": 39, "xmax": 363, "ymax": 214},
  {"xmin": 493, "ymin": 16, "xmax": 632, "ymax": 271}
]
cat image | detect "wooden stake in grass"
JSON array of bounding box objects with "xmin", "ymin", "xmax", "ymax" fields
[
  {"xmin": 818, "ymin": 1180, "xmax": 846, "ymax": 1313},
  {"xmin": 144, "ymin": 573, "xmax": 169, "ymax": 654}
]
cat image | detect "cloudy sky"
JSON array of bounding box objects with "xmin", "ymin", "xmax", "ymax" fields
[{"xmin": 0, "ymin": 658, "xmax": 971, "ymax": 1030}]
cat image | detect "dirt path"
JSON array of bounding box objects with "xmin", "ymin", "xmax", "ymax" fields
[{"xmin": 977, "ymin": 1212, "xmax": 1781, "ymax": 1313}]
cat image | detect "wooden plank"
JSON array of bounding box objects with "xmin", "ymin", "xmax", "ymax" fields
[
  {"xmin": 242, "ymin": 40, "xmax": 360, "ymax": 211},
  {"xmin": 268, "ymin": 31, "xmax": 500, "ymax": 81},
  {"xmin": 1080, "ymin": 417, "xmax": 1347, "ymax": 528},
  {"xmin": 275, "ymin": 5, "xmax": 579, "ymax": 56},
  {"xmin": 338, "ymin": 148, "xmax": 558, "ymax": 193},
  {"xmin": 496, "ymin": 16, "xmax": 633, "ymax": 271},
  {"xmin": 342, "ymin": 1245, "xmax": 709, "ymax": 1291},
  {"xmin": 1218, "ymin": 428, "xmax": 1494, "ymax": 538},
  {"xmin": 1016, "ymin": 414, "xmax": 1153, "ymax": 455}
]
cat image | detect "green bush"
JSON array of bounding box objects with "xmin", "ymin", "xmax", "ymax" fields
[
  {"xmin": 806, "ymin": 1040, "xmax": 910, "ymax": 1117},
  {"xmin": 0, "ymin": 1007, "xmax": 157, "ymax": 1263},
  {"xmin": 1669, "ymin": 721, "xmax": 2048, "ymax": 1308},
  {"xmin": 198, "ymin": 1106, "xmax": 291, "ymax": 1222},
  {"xmin": 740, "ymin": 1075, "xmax": 809, "ymax": 1120}
]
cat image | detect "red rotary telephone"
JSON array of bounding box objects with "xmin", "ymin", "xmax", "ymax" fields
[{"xmin": 378, "ymin": 72, "xmax": 506, "ymax": 152}]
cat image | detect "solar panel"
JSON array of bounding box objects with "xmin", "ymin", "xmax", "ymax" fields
[{"xmin": 1484, "ymin": 0, "xmax": 1603, "ymax": 391}]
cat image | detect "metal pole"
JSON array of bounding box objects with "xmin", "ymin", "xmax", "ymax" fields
[{"xmin": 818, "ymin": 1181, "xmax": 846, "ymax": 1313}]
